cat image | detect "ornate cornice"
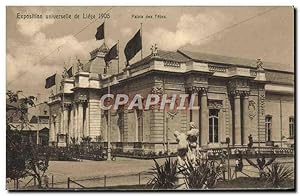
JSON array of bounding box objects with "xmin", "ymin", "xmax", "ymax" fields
[
  {"xmin": 208, "ymin": 64, "xmax": 227, "ymax": 73},
  {"xmin": 185, "ymin": 86, "xmax": 208, "ymax": 94},
  {"xmin": 241, "ymin": 91, "xmax": 250, "ymax": 97},
  {"xmin": 208, "ymin": 100, "xmax": 223, "ymax": 109},
  {"xmin": 229, "ymin": 90, "xmax": 250, "ymax": 97},
  {"xmin": 150, "ymin": 86, "xmax": 163, "ymax": 95},
  {"xmin": 163, "ymin": 60, "xmax": 181, "ymax": 68},
  {"xmin": 228, "ymin": 78, "xmax": 251, "ymax": 97},
  {"xmin": 62, "ymin": 102, "xmax": 72, "ymax": 109},
  {"xmin": 75, "ymin": 99, "xmax": 88, "ymax": 104}
]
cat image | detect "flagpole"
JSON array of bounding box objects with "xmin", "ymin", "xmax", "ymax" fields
[
  {"xmin": 55, "ymin": 72, "xmax": 57, "ymax": 95},
  {"xmin": 117, "ymin": 40, "xmax": 120, "ymax": 74},
  {"xmin": 140, "ymin": 23, "xmax": 143, "ymax": 59},
  {"xmin": 36, "ymin": 94, "xmax": 40, "ymax": 146},
  {"xmin": 107, "ymin": 79, "xmax": 111, "ymax": 161},
  {"xmin": 62, "ymin": 73, "xmax": 65, "ymax": 145},
  {"xmin": 103, "ymin": 21, "xmax": 106, "ymax": 45}
]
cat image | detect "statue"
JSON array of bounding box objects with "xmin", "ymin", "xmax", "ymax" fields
[
  {"xmin": 256, "ymin": 58, "xmax": 264, "ymax": 70},
  {"xmin": 150, "ymin": 44, "xmax": 158, "ymax": 56},
  {"xmin": 77, "ymin": 59, "xmax": 83, "ymax": 72},
  {"xmin": 174, "ymin": 131, "xmax": 189, "ymax": 165},
  {"xmin": 50, "ymin": 90, "xmax": 54, "ymax": 97},
  {"xmin": 62, "ymin": 67, "xmax": 68, "ymax": 79},
  {"xmin": 173, "ymin": 122, "xmax": 199, "ymax": 189},
  {"xmin": 174, "ymin": 122, "xmax": 199, "ymax": 165},
  {"xmin": 174, "ymin": 130, "xmax": 189, "ymax": 189},
  {"xmin": 248, "ymin": 134, "xmax": 253, "ymax": 148},
  {"xmin": 186, "ymin": 122, "xmax": 199, "ymax": 164}
]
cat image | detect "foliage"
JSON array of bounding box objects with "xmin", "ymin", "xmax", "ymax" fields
[
  {"xmin": 95, "ymin": 135, "xmax": 104, "ymax": 142},
  {"xmin": 216, "ymin": 177, "xmax": 294, "ymax": 189},
  {"xmin": 245, "ymin": 157, "xmax": 276, "ymax": 179},
  {"xmin": 25, "ymin": 145, "xmax": 50, "ymax": 188},
  {"xmin": 148, "ymin": 157, "xmax": 222, "ymax": 190},
  {"xmin": 7, "ymin": 90, "xmax": 35, "ymax": 130},
  {"xmin": 6, "ymin": 90, "xmax": 49, "ymax": 189},
  {"xmin": 70, "ymin": 137, "xmax": 78, "ymax": 145},
  {"xmin": 6, "ymin": 125, "xmax": 27, "ymax": 185},
  {"xmin": 147, "ymin": 158, "xmax": 177, "ymax": 189},
  {"xmin": 265, "ymin": 162, "xmax": 294, "ymax": 188},
  {"xmin": 178, "ymin": 159, "xmax": 222, "ymax": 189},
  {"xmin": 81, "ymin": 136, "xmax": 92, "ymax": 144}
]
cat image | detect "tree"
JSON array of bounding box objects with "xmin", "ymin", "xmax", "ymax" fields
[
  {"xmin": 6, "ymin": 124, "xmax": 27, "ymax": 188},
  {"xmin": 6, "ymin": 90, "xmax": 50, "ymax": 189},
  {"xmin": 6, "ymin": 90, "xmax": 35, "ymax": 188},
  {"xmin": 24, "ymin": 144, "xmax": 50, "ymax": 188}
]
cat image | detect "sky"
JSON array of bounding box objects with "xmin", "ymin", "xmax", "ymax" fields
[{"xmin": 6, "ymin": 6, "xmax": 294, "ymax": 102}]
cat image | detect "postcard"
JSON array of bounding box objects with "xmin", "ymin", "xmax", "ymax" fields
[{"xmin": 6, "ymin": 6, "xmax": 295, "ymax": 191}]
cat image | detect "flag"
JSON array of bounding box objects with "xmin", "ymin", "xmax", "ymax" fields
[
  {"xmin": 124, "ymin": 30, "xmax": 142, "ymax": 64},
  {"xmin": 67, "ymin": 66, "xmax": 73, "ymax": 77},
  {"xmin": 45, "ymin": 74, "xmax": 56, "ymax": 89},
  {"xmin": 104, "ymin": 43, "xmax": 118, "ymax": 64},
  {"xmin": 95, "ymin": 22, "xmax": 104, "ymax": 40}
]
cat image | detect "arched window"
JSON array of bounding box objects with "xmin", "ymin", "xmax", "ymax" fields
[
  {"xmin": 209, "ymin": 109, "xmax": 219, "ymax": 143},
  {"xmin": 265, "ymin": 115, "xmax": 272, "ymax": 141}
]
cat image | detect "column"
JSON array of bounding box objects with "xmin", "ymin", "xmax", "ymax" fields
[
  {"xmin": 55, "ymin": 117, "xmax": 59, "ymax": 142},
  {"xmin": 191, "ymin": 92, "xmax": 200, "ymax": 129},
  {"xmin": 78, "ymin": 102, "xmax": 84, "ymax": 139},
  {"xmin": 74, "ymin": 104, "xmax": 78, "ymax": 141},
  {"xmin": 59, "ymin": 109, "xmax": 63, "ymax": 134},
  {"xmin": 69, "ymin": 107, "xmax": 74, "ymax": 140},
  {"xmin": 234, "ymin": 93, "xmax": 241, "ymax": 145},
  {"xmin": 85, "ymin": 102, "xmax": 90, "ymax": 137},
  {"xmin": 82, "ymin": 105, "xmax": 86, "ymax": 137},
  {"xmin": 200, "ymin": 90, "xmax": 209, "ymax": 146},
  {"xmin": 50, "ymin": 116, "xmax": 56, "ymax": 143},
  {"xmin": 219, "ymin": 108, "xmax": 226, "ymax": 144},
  {"xmin": 242, "ymin": 94, "xmax": 250, "ymax": 145},
  {"xmin": 63, "ymin": 107, "xmax": 68, "ymax": 135}
]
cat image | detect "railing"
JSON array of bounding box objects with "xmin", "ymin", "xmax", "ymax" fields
[
  {"xmin": 67, "ymin": 177, "xmax": 86, "ymax": 189},
  {"xmin": 63, "ymin": 171, "xmax": 151, "ymax": 189},
  {"xmin": 29, "ymin": 143, "xmax": 295, "ymax": 162},
  {"xmin": 202, "ymin": 146, "xmax": 294, "ymax": 159}
]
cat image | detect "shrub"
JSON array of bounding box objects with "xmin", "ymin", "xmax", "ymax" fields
[
  {"xmin": 245, "ymin": 157, "xmax": 276, "ymax": 179},
  {"xmin": 266, "ymin": 162, "xmax": 293, "ymax": 188},
  {"xmin": 148, "ymin": 158, "xmax": 177, "ymax": 189},
  {"xmin": 178, "ymin": 159, "xmax": 222, "ymax": 189}
]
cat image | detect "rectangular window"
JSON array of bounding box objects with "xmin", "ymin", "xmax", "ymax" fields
[
  {"xmin": 265, "ymin": 116, "xmax": 272, "ymax": 141},
  {"xmin": 137, "ymin": 110, "xmax": 143, "ymax": 142},
  {"xmin": 289, "ymin": 117, "xmax": 294, "ymax": 138},
  {"xmin": 209, "ymin": 109, "xmax": 219, "ymax": 143},
  {"xmin": 117, "ymin": 107, "xmax": 125, "ymax": 142}
]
